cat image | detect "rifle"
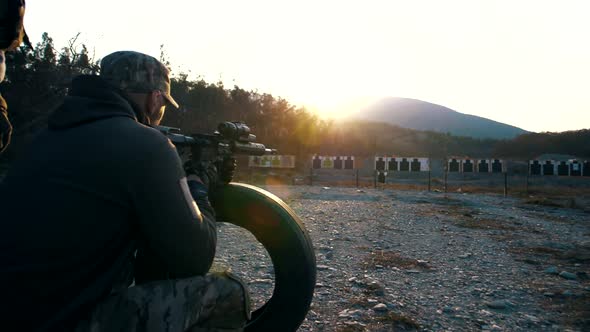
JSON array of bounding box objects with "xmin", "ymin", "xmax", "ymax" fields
[{"xmin": 156, "ymin": 121, "xmax": 276, "ymax": 178}]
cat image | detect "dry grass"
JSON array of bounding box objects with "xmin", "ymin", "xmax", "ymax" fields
[
  {"xmin": 414, "ymin": 199, "xmax": 521, "ymax": 231},
  {"xmin": 415, "ymin": 197, "xmax": 522, "ymax": 231},
  {"xmin": 527, "ymin": 275, "xmax": 590, "ymax": 330},
  {"xmin": 540, "ymin": 293, "xmax": 590, "ymax": 330},
  {"xmin": 561, "ymin": 247, "xmax": 590, "ymax": 262},
  {"xmin": 313, "ymin": 180, "xmax": 363, "ymax": 188},
  {"xmin": 347, "ymin": 296, "xmax": 369, "ymax": 308},
  {"xmin": 510, "ymin": 245, "xmax": 590, "ymax": 260},
  {"xmin": 454, "ymin": 217, "xmax": 519, "ymax": 230},
  {"xmin": 518, "ymin": 186, "xmax": 590, "ymax": 197},
  {"xmin": 363, "ymin": 250, "xmax": 432, "ymax": 270},
  {"xmin": 341, "ymin": 294, "xmax": 421, "ymax": 332},
  {"xmin": 312, "ymin": 180, "xmax": 430, "ymax": 192},
  {"xmin": 524, "ymin": 197, "xmax": 571, "ymax": 208},
  {"xmin": 509, "ymin": 243, "xmax": 590, "ymax": 268},
  {"xmin": 508, "ymin": 246, "xmax": 562, "ymax": 257},
  {"xmin": 489, "ymin": 232, "xmax": 524, "ymax": 243},
  {"xmin": 517, "ymin": 187, "xmax": 590, "ymax": 211},
  {"xmin": 444, "ymin": 184, "xmax": 506, "ymax": 195},
  {"xmin": 437, "ymin": 205, "xmax": 520, "ymax": 231},
  {"xmin": 372, "ymin": 312, "xmax": 421, "ymax": 330},
  {"xmin": 379, "ymin": 183, "xmax": 429, "ymax": 191},
  {"xmin": 335, "ymin": 324, "xmax": 366, "ymax": 332}
]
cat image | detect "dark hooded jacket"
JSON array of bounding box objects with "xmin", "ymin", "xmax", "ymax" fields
[{"xmin": 0, "ymin": 75, "xmax": 217, "ymax": 331}]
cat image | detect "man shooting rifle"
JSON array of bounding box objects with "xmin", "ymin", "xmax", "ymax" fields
[{"xmin": 0, "ymin": 51, "xmax": 250, "ymax": 331}]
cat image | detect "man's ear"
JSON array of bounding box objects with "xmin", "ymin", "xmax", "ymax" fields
[
  {"xmin": 147, "ymin": 90, "xmax": 160, "ymax": 107},
  {"xmin": 143, "ymin": 90, "xmax": 158, "ymax": 114}
]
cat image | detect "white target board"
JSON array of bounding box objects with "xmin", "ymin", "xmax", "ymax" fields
[{"xmin": 249, "ymin": 155, "xmax": 295, "ymax": 168}]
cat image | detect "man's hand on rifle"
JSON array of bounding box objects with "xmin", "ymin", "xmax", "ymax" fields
[
  {"xmin": 185, "ymin": 157, "xmax": 236, "ymax": 188},
  {"xmin": 217, "ymin": 157, "xmax": 237, "ymax": 184},
  {"xmin": 185, "ymin": 161, "xmax": 218, "ymax": 193},
  {"xmin": 184, "ymin": 157, "xmax": 236, "ymax": 204}
]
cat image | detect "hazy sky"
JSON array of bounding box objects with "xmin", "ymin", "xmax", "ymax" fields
[{"xmin": 24, "ymin": 0, "xmax": 590, "ymax": 133}]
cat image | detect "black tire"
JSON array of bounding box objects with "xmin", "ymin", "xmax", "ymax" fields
[{"xmin": 212, "ymin": 183, "xmax": 316, "ymax": 332}]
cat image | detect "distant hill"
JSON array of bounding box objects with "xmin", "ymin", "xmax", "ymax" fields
[{"xmin": 353, "ymin": 97, "xmax": 529, "ymax": 139}]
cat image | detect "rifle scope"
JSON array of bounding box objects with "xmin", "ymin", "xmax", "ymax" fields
[{"xmin": 218, "ymin": 122, "xmax": 256, "ymax": 142}]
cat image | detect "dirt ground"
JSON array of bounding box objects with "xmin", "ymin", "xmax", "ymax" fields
[{"xmin": 215, "ymin": 184, "xmax": 590, "ymax": 331}]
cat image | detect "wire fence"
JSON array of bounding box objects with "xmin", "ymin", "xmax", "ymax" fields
[{"xmin": 236, "ymin": 166, "xmax": 590, "ymax": 199}]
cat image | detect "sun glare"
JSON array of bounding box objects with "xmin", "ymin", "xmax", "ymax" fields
[{"xmin": 305, "ymin": 96, "xmax": 378, "ymax": 121}]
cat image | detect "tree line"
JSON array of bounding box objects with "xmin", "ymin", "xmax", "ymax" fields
[
  {"xmin": 492, "ymin": 129, "xmax": 590, "ymax": 159},
  {"xmin": 1, "ymin": 32, "xmax": 588, "ymax": 168}
]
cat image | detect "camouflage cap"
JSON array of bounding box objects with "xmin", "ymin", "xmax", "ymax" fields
[{"xmin": 100, "ymin": 51, "xmax": 179, "ymax": 108}]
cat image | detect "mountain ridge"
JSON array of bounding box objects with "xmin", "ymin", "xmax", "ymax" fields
[{"xmin": 352, "ymin": 97, "xmax": 529, "ymax": 139}]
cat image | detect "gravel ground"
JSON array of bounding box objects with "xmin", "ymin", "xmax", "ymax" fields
[{"xmin": 214, "ymin": 185, "xmax": 590, "ymax": 332}]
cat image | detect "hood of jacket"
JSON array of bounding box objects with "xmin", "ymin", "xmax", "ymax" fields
[{"xmin": 48, "ymin": 75, "xmax": 148, "ymax": 130}]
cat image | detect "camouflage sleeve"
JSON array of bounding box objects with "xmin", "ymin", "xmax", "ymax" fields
[
  {"xmin": 0, "ymin": 94, "xmax": 12, "ymax": 153},
  {"xmin": 128, "ymin": 129, "xmax": 217, "ymax": 279}
]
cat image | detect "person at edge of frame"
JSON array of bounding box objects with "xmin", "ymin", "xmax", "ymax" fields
[
  {"xmin": 0, "ymin": 0, "xmax": 31, "ymax": 154},
  {"xmin": 0, "ymin": 50, "xmax": 250, "ymax": 331}
]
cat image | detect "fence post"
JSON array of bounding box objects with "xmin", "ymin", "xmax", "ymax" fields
[
  {"xmin": 310, "ymin": 167, "xmax": 313, "ymax": 186},
  {"xmin": 374, "ymin": 170, "xmax": 377, "ymax": 189},
  {"xmin": 504, "ymin": 172, "xmax": 508, "ymax": 197},
  {"xmin": 428, "ymin": 170, "xmax": 431, "ymax": 192},
  {"xmin": 444, "ymin": 169, "xmax": 448, "ymax": 193},
  {"xmin": 356, "ymin": 169, "xmax": 359, "ymax": 188},
  {"xmin": 525, "ymin": 172, "xmax": 529, "ymax": 194}
]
